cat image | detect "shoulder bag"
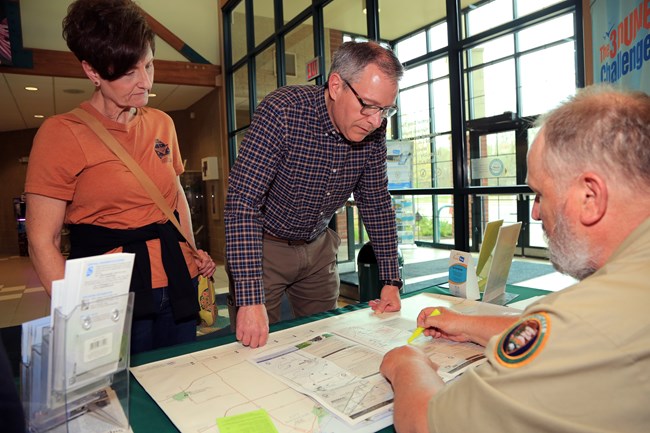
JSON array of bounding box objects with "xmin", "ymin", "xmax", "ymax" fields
[{"xmin": 70, "ymin": 108, "xmax": 218, "ymax": 327}]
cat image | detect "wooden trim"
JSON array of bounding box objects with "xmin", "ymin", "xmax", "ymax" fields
[
  {"xmin": 0, "ymin": 49, "xmax": 220, "ymax": 87},
  {"xmin": 582, "ymin": 0, "xmax": 593, "ymax": 85},
  {"xmin": 154, "ymin": 58, "xmax": 221, "ymax": 86}
]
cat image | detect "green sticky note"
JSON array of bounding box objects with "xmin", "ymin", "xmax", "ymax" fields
[{"xmin": 216, "ymin": 409, "xmax": 278, "ymax": 433}]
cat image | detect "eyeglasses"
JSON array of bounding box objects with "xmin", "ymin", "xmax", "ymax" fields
[{"xmin": 342, "ymin": 79, "xmax": 398, "ymax": 119}]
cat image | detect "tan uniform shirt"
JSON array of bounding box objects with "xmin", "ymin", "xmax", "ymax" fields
[{"xmin": 428, "ymin": 218, "xmax": 650, "ymax": 433}]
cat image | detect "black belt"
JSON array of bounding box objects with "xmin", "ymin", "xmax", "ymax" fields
[{"xmin": 263, "ymin": 232, "xmax": 320, "ymax": 246}]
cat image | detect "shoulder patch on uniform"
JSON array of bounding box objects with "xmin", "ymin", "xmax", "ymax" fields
[{"xmin": 495, "ymin": 312, "xmax": 551, "ymax": 368}]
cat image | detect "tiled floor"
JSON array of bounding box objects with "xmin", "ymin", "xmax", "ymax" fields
[
  {"xmin": 0, "ymin": 248, "xmax": 576, "ymax": 330},
  {"xmin": 0, "ymin": 256, "xmax": 50, "ymax": 328},
  {"xmin": 0, "ymin": 255, "xmax": 234, "ymax": 331}
]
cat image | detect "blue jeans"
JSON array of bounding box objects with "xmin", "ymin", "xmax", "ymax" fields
[{"xmin": 130, "ymin": 281, "xmax": 197, "ymax": 355}]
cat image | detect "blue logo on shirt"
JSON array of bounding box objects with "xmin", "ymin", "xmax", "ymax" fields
[{"xmin": 154, "ymin": 139, "xmax": 171, "ymax": 159}]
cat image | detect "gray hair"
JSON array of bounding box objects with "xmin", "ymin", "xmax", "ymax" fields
[
  {"xmin": 328, "ymin": 41, "xmax": 404, "ymax": 84},
  {"xmin": 536, "ymin": 84, "xmax": 650, "ymax": 191}
]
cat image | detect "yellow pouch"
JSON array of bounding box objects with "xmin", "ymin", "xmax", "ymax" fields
[{"xmin": 198, "ymin": 276, "xmax": 217, "ymax": 327}]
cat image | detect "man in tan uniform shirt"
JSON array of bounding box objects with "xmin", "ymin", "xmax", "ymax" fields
[{"xmin": 380, "ymin": 85, "xmax": 650, "ymax": 433}]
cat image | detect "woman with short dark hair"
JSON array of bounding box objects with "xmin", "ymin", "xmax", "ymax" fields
[{"xmin": 25, "ymin": 0, "xmax": 216, "ymax": 354}]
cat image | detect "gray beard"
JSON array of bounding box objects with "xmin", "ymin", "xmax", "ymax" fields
[{"xmin": 545, "ymin": 212, "xmax": 598, "ymax": 281}]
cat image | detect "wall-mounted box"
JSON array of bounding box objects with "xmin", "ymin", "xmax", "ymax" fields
[{"xmin": 201, "ymin": 157, "xmax": 219, "ymax": 180}]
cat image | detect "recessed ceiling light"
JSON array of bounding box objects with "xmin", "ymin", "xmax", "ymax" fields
[
  {"xmin": 25, "ymin": 86, "xmax": 38, "ymax": 91},
  {"xmin": 34, "ymin": 114, "xmax": 44, "ymax": 118},
  {"xmin": 149, "ymin": 93, "xmax": 157, "ymax": 97}
]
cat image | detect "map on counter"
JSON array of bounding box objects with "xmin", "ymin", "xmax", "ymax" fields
[
  {"xmin": 130, "ymin": 293, "xmax": 520, "ymax": 433},
  {"xmin": 250, "ymin": 332, "xmax": 393, "ymax": 425},
  {"xmin": 334, "ymin": 316, "xmax": 487, "ymax": 383}
]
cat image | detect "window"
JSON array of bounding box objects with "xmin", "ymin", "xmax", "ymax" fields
[{"xmin": 223, "ymin": 0, "xmax": 582, "ymax": 255}]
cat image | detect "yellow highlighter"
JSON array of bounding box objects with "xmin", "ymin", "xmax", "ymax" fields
[{"xmin": 407, "ymin": 309, "xmax": 441, "ymax": 344}]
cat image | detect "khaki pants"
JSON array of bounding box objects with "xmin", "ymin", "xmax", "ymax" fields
[{"xmin": 227, "ymin": 228, "xmax": 340, "ymax": 328}]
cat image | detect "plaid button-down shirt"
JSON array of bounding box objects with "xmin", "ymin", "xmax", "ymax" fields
[{"xmin": 225, "ymin": 85, "xmax": 399, "ymax": 306}]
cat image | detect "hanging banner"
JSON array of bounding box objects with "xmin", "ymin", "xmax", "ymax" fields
[
  {"xmin": 387, "ymin": 140, "xmax": 415, "ymax": 245},
  {"xmin": 591, "ymin": 0, "xmax": 650, "ymax": 92},
  {"xmin": 386, "ymin": 140, "xmax": 413, "ymax": 189},
  {"xmin": 0, "ymin": 1, "xmax": 13, "ymax": 65}
]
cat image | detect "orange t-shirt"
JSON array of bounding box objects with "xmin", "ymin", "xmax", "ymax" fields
[{"xmin": 25, "ymin": 102, "xmax": 198, "ymax": 287}]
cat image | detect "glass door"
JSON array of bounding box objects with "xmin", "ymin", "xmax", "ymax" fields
[
  {"xmin": 466, "ymin": 115, "xmax": 546, "ymax": 258},
  {"xmin": 333, "ymin": 202, "xmax": 359, "ymax": 274}
]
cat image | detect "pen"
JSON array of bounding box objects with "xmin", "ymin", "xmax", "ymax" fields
[{"xmin": 407, "ymin": 309, "xmax": 441, "ymax": 344}]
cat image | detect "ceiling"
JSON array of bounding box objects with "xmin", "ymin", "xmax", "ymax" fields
[
  {"xmin": 0, "ymin": 0, "xmax": 470, "ymax": 133},
  {"xmin": 0, "ymin": 0, "xmax": 220, "ymax": 133}
]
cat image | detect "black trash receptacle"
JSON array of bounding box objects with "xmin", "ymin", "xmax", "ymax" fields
[
  {"xmin": 357, "ymin": 242, "xmax": 380, "ymax": 302},
  {"xmin": 357, "ymin": 242, "xmax": 404, "ymax": 302}
]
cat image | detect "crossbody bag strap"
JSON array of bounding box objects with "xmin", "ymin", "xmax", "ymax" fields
[{"xmin": 71, "ymin": 107, "xmax": 199, "ymax": 257}]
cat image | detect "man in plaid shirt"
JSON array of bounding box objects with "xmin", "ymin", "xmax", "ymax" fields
[{"xmin": 225, "ymin": 41, "xmax": 404, "ymax": 348}]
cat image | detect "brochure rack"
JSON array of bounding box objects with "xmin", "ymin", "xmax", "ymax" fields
[{"xmin": 21, "ymin": 292, "xmax": 134, "ymax": 433}]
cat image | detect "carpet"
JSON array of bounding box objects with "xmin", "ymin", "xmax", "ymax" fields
[{"xmin": 340, "ymin": 258, "xmax": 556, "ymax": 294}]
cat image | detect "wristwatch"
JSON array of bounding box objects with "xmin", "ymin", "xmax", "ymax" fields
[{"xmin": 381, "ymin": 279, "xmax": 403, "ymax": 290}]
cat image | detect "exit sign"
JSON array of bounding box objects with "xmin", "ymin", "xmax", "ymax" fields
[{"xmin": 306, "ymin": 56, "xmax": 321, "ymax": 81}]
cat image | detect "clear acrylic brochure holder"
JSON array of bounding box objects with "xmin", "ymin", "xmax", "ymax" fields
[{"xmin": 21, "ymin": 292, "xmax": 134, "ymax": 433}]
